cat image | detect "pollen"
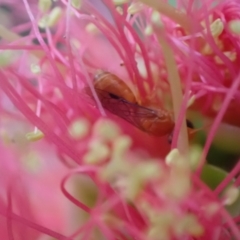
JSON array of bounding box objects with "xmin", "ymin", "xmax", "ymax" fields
[
  {"xmin": 125, "ymin": 162, "xmax": 161, "ymax": 200},
  {"xmin": 228, "ymin": 19, "xmax": 240, "ymax": 35},
  {"xmin": 26, "ymin": 130, "xmax": 44, "ymax": 142},
  {"xmin": 0, "ymin": 50, "xmax": 17, "ymax": 67},
  {"xmin": 47, "ymin": 7, "xmax": 63, "ymax": 27},
  {"xmin": 85, "ymin": 23, "xmax": 99, "ymax": 34},
  {"xmin": 151, "ymin": 11, "xmax": 162, "ymax": 27},
  {"xmin": 38, "ymin": 0, "xmax": 52, "ymax": 13},
  {"xmin": 147, "ymin": 211, "xmax": 175, "ymax": 240},
  {"xmin": 222, "ymin": 186, "xmax": 239, "ymax": 206},
  {"xmin": 128, "ymin": 3, "xmax": 144, "ymax": 14},
  {"xmin": 137, "ymin": 58, "xmax": 148, "ymax": 78},
  {"xmin": 71, "ymin": 0, "xmax": 82, "ymax": 9},
  {"xmin": 39, "ymin": 7, "xmax": 63, "ymax": 28},
  {"xmin": 209, "ymin": 18, "xmax": 224, "ymax": 37},
  {"xmin": 188, "ymin": 145, "xmax": 202, "ymax": 170},
  {"xmin": 165, "ymin": 152, "xmax": 191, "ymax": 200},
  {"xmin": 112, "ymin": 135, "xmax": 132, "ymax": 160},
  {"xmin": 113, "ymin": 0, "xmax": 129, "ymax": 5},
  {"xmin": 68, "ymin": 118, "xmax": 90, "ymax": 139},
  {"xmin": 92, "ymin": 119, "xmax": 121, "ymax": 141},
  {"xmin": 30, "ymin": 64, "xmax": 41, "ymax": 74},
  {"xmin": 187, "ymin": 94, "xmax": 196, "ymax": 108},
  {"xmin": 204, "ymin": 202, "xmax": 220, "ymax": 218},
  {"xmin": 214, "ymin": 51, "xmax": 237, "ymax": 64},
  {"xmin": 116, "ymin": 7, "xmax": 123, "ymax": 15},
  {"xmin": 83, "ymin": 141, "xmax": 110, "ymax": 164},
  {"xmin": 174, "ymin": 214, "xmax": 204, "ymax": 237},
  {"xmin": 22, "ymin": 151, "xmax": 41, "ymax": 173},
  {"xmin": 165, "ymin": 148, "xmax": 181, "ymax": 166},
  {"xmin": 144, "ymin": 25, "xmax": 153, "ymax": 36},
  {"xmin": 147, "ymin": 226, "xmax": 170, "ymax": 240},
  {"xmin": 163, "ymin": 172, "xmax": 191, "ymax": 201}
]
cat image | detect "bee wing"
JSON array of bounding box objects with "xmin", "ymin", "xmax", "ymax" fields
[{"xmin": 89, "ymin": 88, "xmax": 160, "ymax": 131}]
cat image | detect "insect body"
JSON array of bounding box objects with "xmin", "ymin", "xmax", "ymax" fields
[
  {"xmin": 94, "ymin": 71, "xmax": 136, "ymax": 103},
  {"xmin": 92, "ymin": 71, "xmax": 175, "ymax": 137}
]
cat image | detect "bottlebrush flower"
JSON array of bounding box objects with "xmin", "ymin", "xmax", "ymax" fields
[{"xmin": 0, "ymin": 0, "xmax": 239, "ymax": 239}]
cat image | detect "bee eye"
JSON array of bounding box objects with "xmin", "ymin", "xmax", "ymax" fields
[
  {"xmin": 109, "ymin": 93, "xmax": 120, "ymax": 99},
  {"xmin": 186, "ymin": 119, "xmax": 194, "ymax": 129}
]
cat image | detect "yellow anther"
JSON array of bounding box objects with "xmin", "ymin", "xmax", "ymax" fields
[
  {"xmin": 204, "ymin": 202, "xmax": 220, "ymax": 217},
  {"xmin": 71, "ymin": 0, "xmax": 82, "ymax": 9},
  {"xmin": 22, "ymin": 151, "xmax": 41, "ymax": 172},
  {"xmin": 209, "ymin": 18, "xmax": 224, "ymax": 37},
  {"xmin": 128, "ymin": 3, "xmax": 144, "ymax": 14},
  {"xmin": 26, "ymin": 130, "xmax": 44, "ymax": 142},
  {"xmin": 31, "ymin": 64, "xmax": 41, "ymax": 74},
  {"xmin": 151, "ymin": 11, "xmax": 162, "ymax": 27},
  {"xmin": 188, "ymin": 145, "xmax": 202, "ymax": 170},
  {"xmin": 214, "ymin": 51, "xmax": 237, "ymax": 64},
  {"xmin": 228, "ymin": 19, "xmax": 240, "ymax": 35},
  {"xmin": 83, "ymin": 142, "xmax": 110, "ymax": 164},
  {"xmin": 38, "ymin": 0, "xmax": 52, "ymax": 13},
  {"xmin": 85, "ymin": 23, "xmax": 99, "ymax": 34},
  {"xmin": 187, "ymin": 94, "xmax": 196, "ymax": 108},
  {"xmin": 112, "ymin": 135, "xmax": 132, "ymax": 160},
  {"xmin": 93, "ymin": 119, "xmax": 121, "ymax": 141},
  {"xmin": 47, "ymin": 7, "xmax": 63, "ymax": 27},
  {"xmin": 39, "ymin": 7, "xmax": 63, "ymax": 28},
  {"xmin": 0, "ymin": 50, "xmax": 17, "ymax": 67},
  {"xmin": 144, "ymin": 25, "xmax": 153, "ymax": 35},
  {"xmin": 116, "ymin": 6, "xmax": 123, "ymax": 15},
  {"xmin": 69, "ymin": 118, "xmax": 90, "ymax": 139},
  {"xmin": 165, "ymin": 148, "xmax": 181, "ymax": 166},
  {"xmin": 174, "ymin": 214, "xmax": 204, "ymax": 237},
  {"xmin": 113, "ymin": 0, "xmax": 129, "ymax": 5},
  {"xmin": 222, "ymin": 186, "xmax": 239, "ymax": 206}
]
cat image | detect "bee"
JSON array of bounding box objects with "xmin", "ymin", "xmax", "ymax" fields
[
  {"xmin": 90, "ymin": 71, "xmax": 175, "ymax": 137},
  {"xmin": 93, "ymin": 71, "xmax": 136, "ymax": 103}
]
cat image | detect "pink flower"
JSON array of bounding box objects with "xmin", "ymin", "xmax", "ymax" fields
[{"xmin": 0, "ymin": 0, "xmax": 239, "ymax": 239}]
